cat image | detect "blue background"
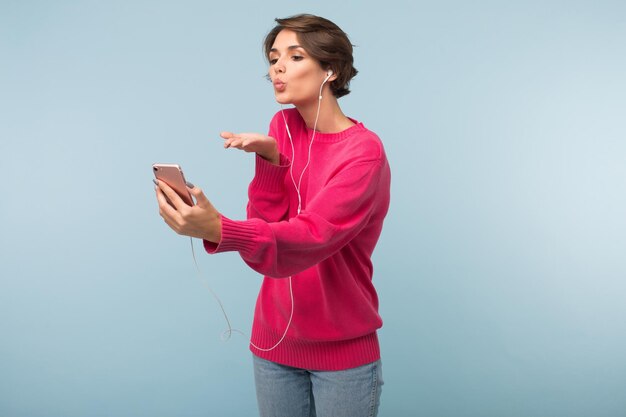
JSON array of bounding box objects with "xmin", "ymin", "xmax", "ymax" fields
[{"xmin": 1, "ymin": 1, "xmax": 625, "ymax": 416}]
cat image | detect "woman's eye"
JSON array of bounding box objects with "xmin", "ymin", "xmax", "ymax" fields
[
  {"xmin": 269, "ymin": 58, "xmax": 278, "ymax": 65},
  {"xmin": 292, "ymin": 55, "xmax": 303, "ymax": 61}
]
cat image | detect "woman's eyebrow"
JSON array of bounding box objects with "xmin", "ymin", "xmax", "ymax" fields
[{"xmin": 269, "ymin": 45, "xmax": 304, "ymax": 53}]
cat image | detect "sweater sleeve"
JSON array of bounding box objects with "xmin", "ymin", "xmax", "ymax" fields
[
  {"xmin": 245, "ymin": 114, "xmax": 291, "ymax": 222},
  {"xmin": 245, "ymin": 153, "xmax": 291, "ymax": 222},
  {"xmin": 204, "ymin": 158, "xmax": 387, "ymax": 278}
]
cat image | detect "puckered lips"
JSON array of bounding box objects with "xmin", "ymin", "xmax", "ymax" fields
[{"xmin": 273, "ymin": 78, "xmax": 286, "ymax": 92}]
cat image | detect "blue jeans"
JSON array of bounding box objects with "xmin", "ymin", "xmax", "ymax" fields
[{"xmin": 253, "ymin": 355, "xmax": 383, "ymax": 417}]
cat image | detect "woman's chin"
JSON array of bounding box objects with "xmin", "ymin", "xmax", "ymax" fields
[{"xmin": 274, "ymin": 94, "xmax": 292, "ymax": 105}]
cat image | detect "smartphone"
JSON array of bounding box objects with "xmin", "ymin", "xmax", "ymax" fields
[{"xmin": 152, "ymin": 163, "xmax": 194, "ymax": 207}]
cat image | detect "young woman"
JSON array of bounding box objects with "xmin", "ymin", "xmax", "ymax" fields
[{"xmin": 155, "ymin": 14, "xmax": 391, "ymax": 417}]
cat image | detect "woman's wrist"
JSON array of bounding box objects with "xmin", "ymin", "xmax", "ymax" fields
[
  {"xmin": 202, "ymin": 213, "xmax": 222, "ymax": 243},
  {"xmin": 261, "ymin": 150, "xmax": 280, "ymax": 165}
]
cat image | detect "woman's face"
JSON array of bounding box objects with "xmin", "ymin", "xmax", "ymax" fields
[{"xmin": 268, "ymin": 29, "xmax": 328, "ymax": 106}]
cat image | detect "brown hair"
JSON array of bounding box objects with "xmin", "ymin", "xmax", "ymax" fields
[{"xmin": 263, "ymin": 14, "xmax": 358, "ymax": 98}]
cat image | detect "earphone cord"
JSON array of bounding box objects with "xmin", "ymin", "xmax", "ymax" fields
[
  {"xmin": 249, "ymin": 276, "xmax": 294, "ymax": 352},
  {"xmin": 281, "ymin": 77, "xmax": 327, "ymax": 214},
  {"xmin": 190, "ymin": 237, "xmax": 244, "ymax": 341},
  {"xmin": 194, "ymin": 75, "xmax": 327, "ymax": 349},
  {"xmin": 190, "ymin": 237, "xmax": 294, "ymax": 351}
]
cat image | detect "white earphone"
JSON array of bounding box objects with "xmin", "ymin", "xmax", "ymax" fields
[
  {"xmin": 282, "ymin": 69, "xmax": 334, "ymax": 214},
  {"xmin": 320, "ymin": 70, "xmax": 333, "ymax": 99}
]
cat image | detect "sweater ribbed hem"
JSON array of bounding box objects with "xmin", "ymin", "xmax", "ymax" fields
[
  {"xmin": 250, "ymin": 326, "xmax": 380, "ymax": 371},
  {"xmin": 203, "ymin": 215, "xmax": 258, "ymax": 255},
  {"xmin": 305, "ymin": 117, "xmax": 365, "ymax": 143},
  {"xmin": 283, "ymin": 108, "xmax": 366, "ymax": 144}
]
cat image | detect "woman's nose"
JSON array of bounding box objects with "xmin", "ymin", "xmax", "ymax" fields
[{"xmin": 273, "ymin": 58, "xmax": 285, "ymax": 74}]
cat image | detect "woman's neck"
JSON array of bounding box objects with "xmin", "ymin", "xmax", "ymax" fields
[{"xmin": 295, "ymin": 95, "xmax": 354, "ymax": 133}]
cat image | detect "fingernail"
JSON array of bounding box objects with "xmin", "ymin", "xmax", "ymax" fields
[
  {"xmin": 153, "ymin": 179, "xmax": 159, "ymax": 186},
  {"xmin": 186, "ymin": 181, "xmax": 194, "ymax": 188}
]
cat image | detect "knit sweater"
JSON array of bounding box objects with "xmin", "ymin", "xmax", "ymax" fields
[{"xmin": 204, "ymin": 108, "xmax": 391, "ymax": 371}]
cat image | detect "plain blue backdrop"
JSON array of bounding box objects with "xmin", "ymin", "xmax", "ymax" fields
[{"xmin": 1, "ymin": 1, "xmax": 625, "ymax": 416}]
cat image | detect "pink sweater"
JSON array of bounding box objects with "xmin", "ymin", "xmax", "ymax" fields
[{"xmin": 204, "ymin": 108, "xmax": 391, "ymax": 370}]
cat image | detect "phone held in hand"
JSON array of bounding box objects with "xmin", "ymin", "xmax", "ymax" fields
[{"xmin": 152, "ymin": 163, "xmax": 194, "ymax": 207}]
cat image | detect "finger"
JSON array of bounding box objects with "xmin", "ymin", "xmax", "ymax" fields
[
  {"xmin": 236, "ymin": 138, "xmax": 253, "ymax": 153},
  {"xmin": 222, "ymin": 131, "xmax": 255, "ymax": 138},
  {"xmin": 221, "ymin": 132, "xmax": 237, "ymax": 148},
  {"xmin": 155, "ymin": 186, "xmax": 179, "ymax": 219},
  {"xmin": 230, "ymin": 138, "xmax": 244, "ymax": 148},
  {"xmin": 224, "ymin": 135, "xmax": 240, "ymax": 148},
  {"xmin": 226, "ymin": 138, "xmax": 246, "ymax": 149},
  {"xmin": 160, "ymin": 210, "xmax": 183, "ymax": 235},
  {"xmin": 156, "ymin": 180, "xmax": 186, "ymax": 211}
]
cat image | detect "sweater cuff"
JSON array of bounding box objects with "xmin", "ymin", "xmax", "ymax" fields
[
  {"xmin": 203, "ymin": 215, "xmax": 259, "ymax": 255},
  {"xmin": 251, "ymin": 153, "xmax": 290, "ymax": 192}
]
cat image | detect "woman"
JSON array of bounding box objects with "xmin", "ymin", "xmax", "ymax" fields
[{"xmin": 155, "ymin": 14, "xmax": 390, "ymax": 417}]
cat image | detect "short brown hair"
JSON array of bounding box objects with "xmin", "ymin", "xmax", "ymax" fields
[{"xmin": 263, "ymin": 14, "xmax": 358, "ymax": 98}]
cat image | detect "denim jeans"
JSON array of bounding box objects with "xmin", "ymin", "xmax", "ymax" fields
[{"xmin": 253, "ymin": 354, "xmax": 383, "ymax": 417}]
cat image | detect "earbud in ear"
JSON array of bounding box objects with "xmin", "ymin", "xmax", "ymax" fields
[
  {"xmin": 320, "ymin": 70, "xmax": 333, "ymax": 100},
  {"xmin": 322, "ymin": 70, "xmax": 333, "ymax": 87}
]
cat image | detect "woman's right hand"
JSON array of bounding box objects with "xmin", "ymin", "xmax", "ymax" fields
[{"xmin": 220, "ymin": 132, "xmax": 280, "ymax": 165}]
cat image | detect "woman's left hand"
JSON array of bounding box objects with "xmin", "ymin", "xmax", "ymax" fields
[
  {"xmin": 220, "ymin": 131, "xmax": 279, "ymax": 165},
  {"xmin": 155, "ymin": 180, "xmax": 222, "ymax": 243}
]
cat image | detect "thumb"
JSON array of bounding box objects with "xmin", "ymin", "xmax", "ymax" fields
[{"xmin": 187, "ymin": 184, "xmax": 210, "ymax": 205}]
